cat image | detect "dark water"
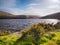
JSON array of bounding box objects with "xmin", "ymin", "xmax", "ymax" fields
[{"xmin": 0, "ymin": 19, "xmax": 59, "ymax": 31}]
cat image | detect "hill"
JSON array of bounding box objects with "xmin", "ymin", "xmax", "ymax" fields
[
  {"xmin": 0, "ymin": 11, "xmax": 15, "ymax": 19},
  {"xmin": 14, "ymin": 23, "xmax": 55, "ymax": 45},
  {"xmin": 0, "ymin": 11, "xmax": 40, "ymax": 19},
  {"xmin": 14, "ymin": 15, "xmax": 40, "ymax": 19},
  {"xmin": 0, "ymin": 11, "xmax": 60, "ymax": 19},
  {"xmin": 41, "ymin": 12, "xmax": 60, "ymax": 20}
]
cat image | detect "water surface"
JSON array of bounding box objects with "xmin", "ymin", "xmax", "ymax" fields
[{"xmin": 0, "ymin": 19, "xmax": 59, "ymax": 31}]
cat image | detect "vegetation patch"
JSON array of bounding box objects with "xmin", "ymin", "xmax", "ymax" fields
[{"xmin": 0, "ymin": 23, "xmax": 60, "ymax": 45}]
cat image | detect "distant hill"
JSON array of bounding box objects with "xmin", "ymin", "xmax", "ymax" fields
[
  {"xmin": 0, "ymin": 11, "xmax": 60, "ymax": 19},
  {"xmin": 41, "ymin": 12, "xmax": 60, "ymax": 20},
  {"xmin": 14, "ymin": 15, "xmax": 40, "ymax": 19},
  {"xmin": 0, "ymin": 11, "xmax": 15, "ymax": 19},
  {"xmin": 0, "ymin": 11, "xmax": 40, "ymax": 19},
  {"xmin": 0, "ymin": 11, "xmax": 13, "ymax": 16}
]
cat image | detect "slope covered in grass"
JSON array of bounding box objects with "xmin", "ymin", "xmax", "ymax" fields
[
  {"xmin": 14, "ymin": 23, "xmax": 60, "ymax": 45},
  {"xmin": 0, "ymin": 23, "xmax": 60, "ymax": 45}
]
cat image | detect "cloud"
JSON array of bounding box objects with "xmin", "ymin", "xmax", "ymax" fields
[
  {"xmin": 0, "ymin": 0, "xmax": 16, "ymax": 8},
  {"xmin": 23, "ymin": 0, "xmax": 60, "ymax": 16},
  {"xmin": 10, "ymin": 0, "xmax": 60, "ymax": 16},
  {"xmin": 6, "ymin": 8, "xmax": 25, "ymax": 15},
  {"xmin": 0, "ymin": 0, "xmax": 60, "ymax": 16},
  {"xmin": 0, "ymin": 0, "xmax": 16, "ymax": 12}
]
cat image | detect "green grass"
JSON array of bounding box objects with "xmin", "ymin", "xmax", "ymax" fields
[
  {"xmin": 0, "ymin": 22, "xmax": 60, "ymax": 45},
  {"xmin": 0, "ymin": 33, "xmax": 20, "ymax": 45},
  {"xmin": 40, "ymin": 31, "xmax": 60, "ymax": 45},
  {"xmin": 0, "ymin": 31, "xmax": 60, "ymax": 45}
]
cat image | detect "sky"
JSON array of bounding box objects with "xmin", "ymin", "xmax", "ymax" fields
[{"xmin": 0, "ymin": 0, "xmax": 60, "ymax": 17}]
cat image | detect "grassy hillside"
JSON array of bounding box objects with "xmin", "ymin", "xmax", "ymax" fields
[
  {"xmin": 14, "ymin": 23, "xmax": 60, "ymax": 45},
  {"xmin": 0, "ymin": 23, "xmax": 60, "ymax": 45},
  {"xmin": 0, "ymin": 11, "xmax": 60, "ymax": 19},
  {"xmin": 41, "ymin": 12, "xmax": 60, "ymax": 19},
  {"xmin": 0, "ymin": 11, "xmax": 15, "ymax": 19},
  {"xmin": 0, "ymin": 11, "xmax": 40, "ymax": 19}
]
